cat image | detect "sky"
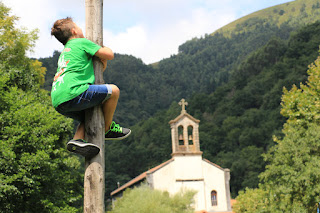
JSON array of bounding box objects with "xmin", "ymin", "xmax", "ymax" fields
[{"xmin": 2, "ymin": 0, "xmax": 292, "ymax": 64}]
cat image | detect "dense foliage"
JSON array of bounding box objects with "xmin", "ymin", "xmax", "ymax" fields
[
  {"xmin": 108, "ymin": 185, "xmax": 195, "ymax": 213},
  {"xmin": 234, "ymin": 52, "xmax": 320, "ymax": 213},
  {"xmin": 2, "ymin": 0, "xmax": 320, "ymax": 211},
  {"xmin": 101, "ymin": 21, "xmax": 320, "ymax": 199},
  {"xmin": 38, "ymin": 0, "xmax": 320, "ymax": 206},
  {"xmin": 41, "ymin": 23, "xmax": 295, "ymax": 128},
  {"xmin": 0, "ymin": 3, "xmax": 82, "ymax": 212}
]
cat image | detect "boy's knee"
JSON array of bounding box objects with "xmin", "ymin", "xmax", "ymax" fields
[{"xmin": 110, "ymin": 84, "xmax": 120, "ymax": 97}]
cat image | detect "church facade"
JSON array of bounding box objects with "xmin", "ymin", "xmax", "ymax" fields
[{"xmin": 111, "ymin": 99, "xmax": 232, "ymax": 212}]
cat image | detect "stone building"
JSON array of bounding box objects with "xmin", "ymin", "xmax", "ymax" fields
[{"xmin": 111, "ymin": 99, "xmax": 232, "ymax": 212}]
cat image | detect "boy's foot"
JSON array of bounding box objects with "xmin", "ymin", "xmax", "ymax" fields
[
  {"xmin": 67, "ymin": 139, "xmax": 100, "ymax": 158},
  {"xmin": 105, "ymin": 121, "xmax": 131, "ymax": 140}
]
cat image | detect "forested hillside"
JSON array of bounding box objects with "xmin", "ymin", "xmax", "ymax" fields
[
  {"xmin": 42, "ymin": 23, "xmax": 294, "ymax": 127},
  {"xmin": 41, "ymin": 0, "xmax": 320, "ymax": 128},
  {"xmin": 39, "ymin": 0, "xmax": 320, "ymax": 200},
  {"xmin": 103, "ymin": 22, "xmax": 320, "ymax": 198},
  {"xmin": 234, "ymin": 30, "xmax": 320, "ymax": 213}
]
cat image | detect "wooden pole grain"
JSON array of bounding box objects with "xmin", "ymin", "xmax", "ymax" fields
[{"xmin": 84, "ymin": 0, "xmax": 105, "ymax": 212}]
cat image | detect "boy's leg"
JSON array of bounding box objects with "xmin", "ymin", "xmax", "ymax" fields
[
  {"xmin": 103, "ymin": 84, "xmax": 131, "ymax": 140},
  {"xmin": 103, "ymin": 84, "xmax": 120, "ymax": 131},
  {"xmin": 73, "ymin": 122, "xmax": 85, "ymax": 140},
  {"xmin": 57, "ymin": 84, "xmax": 131, "ymax": 142}
]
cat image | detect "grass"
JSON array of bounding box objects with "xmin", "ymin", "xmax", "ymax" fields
[{"xmin": 213, "ymin": 0, "xmax": 320, "ymax": 37}]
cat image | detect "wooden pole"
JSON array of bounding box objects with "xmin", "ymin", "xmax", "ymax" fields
[{"xmin": 84, "ymin": 0, "xmax": 105, "ymax": 212}]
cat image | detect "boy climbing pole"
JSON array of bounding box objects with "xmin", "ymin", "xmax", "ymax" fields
[{"xmin": 51, "ymin": 17, "xmax": 131, "ymax": 158}]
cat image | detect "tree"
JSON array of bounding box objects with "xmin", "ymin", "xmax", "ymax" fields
[
  {"xmin": 0, "ymin": 3, "xmax": 82, "ymax": 212},
  {"xmin": 108, "ymin": 185, "xmax": 196, "ymax": 213},
  {"xmin": 234, "ymin": 54, "xmax": 320, "ymax": 212},
  {"xmin": 233, "ymin": 187, "xmax": 269, "ymax": 212}
]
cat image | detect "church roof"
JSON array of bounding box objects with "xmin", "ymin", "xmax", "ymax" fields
[
  {"xmin": 111, "ymin": 158, "xmax": 174, "ymax": 196},
  {"xmin": 202, "ymin": 158, "xmax": 227, "ymax": 171},
  {"xmin": 169, "ymin": 111, "xmax": 200, "ymax": 124}
]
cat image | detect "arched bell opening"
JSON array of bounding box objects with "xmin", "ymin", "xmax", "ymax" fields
[
  {"xmin": 188, "ymin": 125, "xmax": 194, "ymax": 145},
  {"xmin": 178, "ymin": 125, "xmax": 184, "ymax": 146}
]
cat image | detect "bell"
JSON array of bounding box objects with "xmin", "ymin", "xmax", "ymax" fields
[
  {"xmin": 188, "ymin": 135, "xmax": 193, "ymax": 140},
  {"xmin": 179, "ymin": 134, "xmax": 183, "ymax": 140}
]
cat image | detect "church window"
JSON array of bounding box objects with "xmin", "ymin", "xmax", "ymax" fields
[
  {"xmin": 211, "ymin": 190, "xmax": 217, "ymax": 206},
  {"xmin": 178, "ymin": 125, "xmax": 184, "ymax": 145},
  {"xmin": 188, "ymin": 125, "xmax": 193, "ymax": 145}
]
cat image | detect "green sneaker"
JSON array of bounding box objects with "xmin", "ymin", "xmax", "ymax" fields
[
  {"xmin": 105, "ymin": 121, "xmax": 131, "ymax": 140},
  {"xmin": 67, "ymin": 139, "xmax": 100, "ymax": 158}
]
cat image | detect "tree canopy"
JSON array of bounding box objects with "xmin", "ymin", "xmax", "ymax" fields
[
  {"xmin": 234, "ymin": 49, "xmax": 320, "ymax": 213},
  {"xmin": 0, "ymin": 3, "xmax": 83, "ymax": 212}
]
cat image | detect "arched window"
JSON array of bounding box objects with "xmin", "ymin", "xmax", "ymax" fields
[
  {"xmin": 188, "ymin": 125, "xmax": 193, "ymax": 145},
  {"xmin": 178, "ymin": 125, "xmax": 184, "ymax": 145},
  {"xmin": 211, "ymin": 190, "xmax": 217, "ymax": 206}
]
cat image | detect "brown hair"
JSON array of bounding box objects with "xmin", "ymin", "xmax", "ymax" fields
[{"xmin": 51, "ymin": 17, "xmax": 75, "ymax": 45}]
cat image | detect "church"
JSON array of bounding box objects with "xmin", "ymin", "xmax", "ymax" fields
[{"xmin": 111, "ymin": 99, "xmax": 233, "ymax": 212}]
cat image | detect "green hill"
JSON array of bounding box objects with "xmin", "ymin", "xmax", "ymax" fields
[{"xmin": 216, "ymin": 0, "xmax": 320, "ymax": 36}]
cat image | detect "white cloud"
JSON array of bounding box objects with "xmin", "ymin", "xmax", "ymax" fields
[
  {"xmin": 103, "ymin": 25, "xmax": 148, "ymax": 58},
  {"xmin": 103, "ymin": 6, "xmax": 235, "ymax": 64},
  {"xmin": 2, "ymin": 0, "xmax": 84, "ymax": 58}
]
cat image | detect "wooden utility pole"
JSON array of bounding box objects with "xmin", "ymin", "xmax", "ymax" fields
[{"xmin": 84, "ymin": 0, "xmax": 105, "ymax": 212}]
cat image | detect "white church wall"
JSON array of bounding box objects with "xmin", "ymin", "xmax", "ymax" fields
[
  {"xmin": 175, "ymin": 180, "xmax": 206, "ymax": 211},
  {"xmin": 174, "ymin": 155, "xmax": 206, "ymax": 211},
  {"xmin": 174, "ymin": 155, "xmax": 203, "ymax": 180},
  {"xmin": 202, "ymin": 160, "xmax": 228, "ymax": 212},
  {"xmin": 150, "ymin": 161, "xmax": 176, "ymax": 194},
  {"xmin": 150, "ymin": 158, "xmax": 207, "ymax": 211}
]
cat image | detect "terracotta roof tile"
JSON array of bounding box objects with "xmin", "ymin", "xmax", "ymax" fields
[{"xmin": 231, "ymin": 199, "xmax": 237, "ymax": 206}]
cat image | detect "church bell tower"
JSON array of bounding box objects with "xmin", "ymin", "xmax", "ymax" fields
[{"xmin": 169, "ymin": 99, "xmax": 202, "ymax": 156}]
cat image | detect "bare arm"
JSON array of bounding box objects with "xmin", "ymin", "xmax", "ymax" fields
[
  {"xmin": 100, "ymin": 58, "xmax": 107, "ymax": 71},
  {"xmin": 95, "ymin": 46, "xmax": 114, "ymax": 60},
  {"xmin": 95, "ymin": 46, "xmax": 113, "ymax": 71}
]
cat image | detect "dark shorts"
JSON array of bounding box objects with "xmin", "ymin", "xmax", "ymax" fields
[{"xmin": 55, "ymin": 84, "xmax": 112, "ymax": 122}]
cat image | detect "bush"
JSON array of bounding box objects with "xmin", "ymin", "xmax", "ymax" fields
[{"xmin": 108, "ymin": 185, "xmax": 196, "ymax": 213}]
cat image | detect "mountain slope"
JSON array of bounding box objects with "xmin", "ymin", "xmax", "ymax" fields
[
  {"xmin": 108, "ymin": 21, "xmax": 320, "ymax": 198},
  {"xmin": 41, "ymin": 1, "xmax": 320, "ymax": 127},
  {"xmin": 216, "ymin": 0, "xmax": 320, "ymax": 36}
]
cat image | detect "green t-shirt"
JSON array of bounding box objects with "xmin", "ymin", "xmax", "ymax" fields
[{"xmin": 51, "ymin": 38, "xmax": 101, "ymax": 108}]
